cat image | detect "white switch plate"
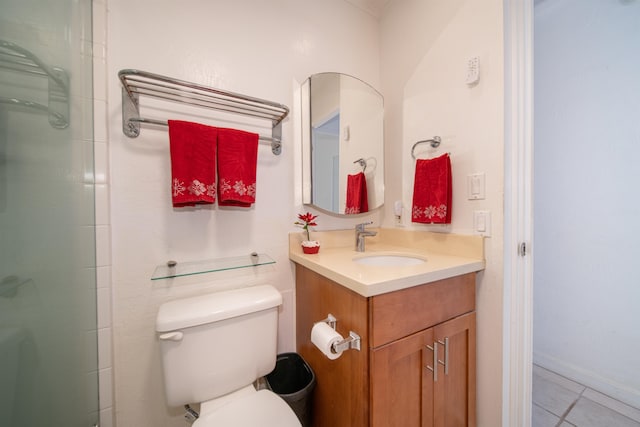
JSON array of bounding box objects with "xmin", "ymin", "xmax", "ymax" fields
[
  {"xmin": 343, "ymin": 125, "xmax": 350, "ymax": 141},
  {"xmin": 466, "ymin": 56, "xmax": 480, "ymax": 85},
  {"xmin": 474, "ymin": 210, "xmax": 491, "ymax": 237},
  {"xmin": 467, "ymin": 173, "xmax": 486, "ymax": 200}
]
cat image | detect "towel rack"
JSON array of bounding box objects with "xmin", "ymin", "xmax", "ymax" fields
[
  {"xmin": 411, "ymin": 136, "xmax": 442, "ymax": 159},
  {"xmin": 118, "ymin": 69, "xmax": 289, "ymax": 155},
  {"xmin": 0, "ymin": 39, "xmax": 69, "ymax": 129},
  {"xmin": 353, "ymin": 158, "xmax": 367, "ymax": 172}
]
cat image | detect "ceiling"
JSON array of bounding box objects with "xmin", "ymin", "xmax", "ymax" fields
[{"xmin": 344, "ymin": 0, "xmax": 393, "ymax": 17}]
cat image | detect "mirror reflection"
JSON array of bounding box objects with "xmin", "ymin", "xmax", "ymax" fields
[{"xmin": 302, "ymin": 73, "xmax": 384, "ymax": 215}]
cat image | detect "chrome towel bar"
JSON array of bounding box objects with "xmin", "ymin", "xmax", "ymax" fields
[{"xmin": 118, "ymin": 69, "xmax": 289, "ymax": 155}]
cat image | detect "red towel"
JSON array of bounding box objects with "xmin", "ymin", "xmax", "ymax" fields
[
  {"xmin": 345, "ymin": 172, "xmax": 369, "ymax": 214},
  {"xmin": 411, "ymin": 153, "xmax": 452, "ymax": 224},
  {"xmin": 217, "ymin": 128, "xmax": 259, "ymax": 207},
  {"xmin": 168, "ymin": 120, "xmax": 217, "ymax": 208}
]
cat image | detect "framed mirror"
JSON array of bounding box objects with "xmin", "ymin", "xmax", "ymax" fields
[{"xmin": 301, "ymin": 73, "xmax": 384, "ymax": 215}]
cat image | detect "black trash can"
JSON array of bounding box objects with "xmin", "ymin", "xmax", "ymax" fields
[{"xmin": 266, "ymin": 352, "xmax": 316, "ymax": 427}]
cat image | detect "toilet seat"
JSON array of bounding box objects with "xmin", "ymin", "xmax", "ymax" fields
[{"xmin": 193, "ymin": 389, "xmax": 301, "ymax": 427}]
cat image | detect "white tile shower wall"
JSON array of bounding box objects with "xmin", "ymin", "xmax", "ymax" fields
[
  {"xmin": 106, "ymin": 1, "xmax": 381, "ymax": 425},
  {"xmin": 93, "ymin": 0, "xmax": 114, "ymax": 426}
]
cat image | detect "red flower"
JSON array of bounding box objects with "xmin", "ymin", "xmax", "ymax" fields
[
  {"xmin": 297, "ymin": 212, "xmax": 317, "ymax": 227},
  {"xmin": 295, "ymin": 212, "xmax": 318, "ymax": 241}
]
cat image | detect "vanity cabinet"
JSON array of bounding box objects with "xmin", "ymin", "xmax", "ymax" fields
[
  {"xmin": 295, "ymin": 265, "xmax": 476, "ymax": 427},
  {"xmin": 370, "ymin": 312, "xmax": 475, "ymax": 427}
]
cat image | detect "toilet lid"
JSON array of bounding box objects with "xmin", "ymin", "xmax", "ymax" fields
[{"xmin": 193, "ymin": 390, "xmax": 302, "ymax": 427}]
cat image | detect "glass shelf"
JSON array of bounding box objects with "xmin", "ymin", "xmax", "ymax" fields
[{"xmin": 151, "ymin": 253, "xmax": 275, "ymax": 280}]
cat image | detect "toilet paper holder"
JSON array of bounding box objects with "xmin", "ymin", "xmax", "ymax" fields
[
  {"xmin": 319, "ymin": 313, "xmax": 361, "ymax": 353},
  {"xmin": 319, "ymin": 314, "xmax": 337, "ymax": 329},
  {"xmin": 333, "ymin": 331, "xmax": 361, "ymax": 353}
]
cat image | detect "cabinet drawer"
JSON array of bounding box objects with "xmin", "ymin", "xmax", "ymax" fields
[{"xmin": 369, "ymin": 273, "xmax": 475, "ymax": 348}]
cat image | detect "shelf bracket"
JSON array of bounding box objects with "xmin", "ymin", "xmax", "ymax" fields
[{"xmin": 121, "ymin": 87, "xmax": 140, "ymax": 138}]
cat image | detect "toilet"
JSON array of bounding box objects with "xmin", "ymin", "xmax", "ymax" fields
[{"xmin": 156, "ymin": 285, "xmax": 301, "ymax": 426}]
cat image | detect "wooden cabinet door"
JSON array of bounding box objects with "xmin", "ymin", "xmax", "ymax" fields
[
  {"xmin": 371, "ymin": 312, "xmax": 476, "ymax": 427},
  {"xmin": 433, "ymin": 312, "xmax": 476, "ymax": 427},
  {"xmin": 370, "ymin": 328, "xmax": 434, "ymax": 427}
]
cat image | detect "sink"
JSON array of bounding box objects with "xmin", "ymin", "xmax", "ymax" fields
[{"xmin": 353, "ymin": 254, "xmax": 426, "ymax": 267}]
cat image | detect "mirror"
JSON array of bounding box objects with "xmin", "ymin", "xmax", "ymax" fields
[{"xmin": 301, "ymin": 73, "xmax": 384, "ymax": 215}]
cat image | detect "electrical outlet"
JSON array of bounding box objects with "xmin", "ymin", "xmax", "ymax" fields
[{"xmin": 474, "ymin": 210, "xmax": 491, "ymax": 237}]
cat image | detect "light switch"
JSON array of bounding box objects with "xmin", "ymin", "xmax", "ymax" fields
[
  {"xmin": 467, "ymin": 173, "xmax": 486, "ymax": 200},
  {"xmin": 466, "ymin": 56, "xmax": 480, "ymax": 85},
  {"xmin": 343, "ymin": 125, "xmax": 350, "ymax": 141}
]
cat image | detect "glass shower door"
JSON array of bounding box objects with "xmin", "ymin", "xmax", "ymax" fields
[{"xmin": 0, "ymin": 0, "xmax": 98, "ymax": 426}]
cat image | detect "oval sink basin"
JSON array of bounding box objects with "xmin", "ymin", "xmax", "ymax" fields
[{"xmin": 353, "ymin": 254, "xmax": 426, "ymax": 267}]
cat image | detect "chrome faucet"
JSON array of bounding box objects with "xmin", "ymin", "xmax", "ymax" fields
[{"xmin": 355, "ymin": 222, "xmax": 377, "ymax": 252}]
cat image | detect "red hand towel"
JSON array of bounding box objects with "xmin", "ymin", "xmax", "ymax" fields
[
  {"xmin": 217, "ymin": 128, "xmax": 259, "ymax": 207},
  {"xmin": 411, "ymin": 153, "xmax": 452, "ymax": 224},
  {"xmin": 345, "ymin": 172, "xmax": 369, "ymax": 214},
  {"xmin": 168, "ymin": 120, "xmax": 217, "ymax": 208}
]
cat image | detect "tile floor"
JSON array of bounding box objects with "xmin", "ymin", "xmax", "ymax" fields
[{"xmin": 533, "ymin": 365, "xmax": 640, "ymax": 427}]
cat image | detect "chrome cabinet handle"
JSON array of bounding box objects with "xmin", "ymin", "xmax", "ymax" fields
[
  {"xmin": 426, "ymin": 336, "xmax": 450, "ymax": 381},
  {"xmin": 437, "ymin": 337, "xmax": 449, "ymax": 375},
  {"xmin": 425, "ymin": 342, "xmax": 438, "ymax": 382}
]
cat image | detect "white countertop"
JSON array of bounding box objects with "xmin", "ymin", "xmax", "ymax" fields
[{"xmin": 289, "ymin": 228, "xmax": 485, "ymax": 297}]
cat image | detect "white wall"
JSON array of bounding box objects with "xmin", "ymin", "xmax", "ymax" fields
[
  {"xmin": 534, "ymin": 0, "xmax": 640, "ymax": 409},
  {"xmin": 380, "ymin": 1, "xmax": 505, "ymax": 425},
  {"xmin": 106, "ymin": 1, "xmax": 380, "ymax": 425},
  {"xmin": 106, "ymin": 0, "xmax": 509, "ymax": 425}
]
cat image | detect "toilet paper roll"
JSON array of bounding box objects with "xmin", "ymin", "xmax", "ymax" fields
[{"xmin": 311, "ymin": 322, "xmax": 344, "ymax": 360}]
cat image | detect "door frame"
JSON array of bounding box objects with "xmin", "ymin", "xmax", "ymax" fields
[{"xmin": 503, "ymin": 0, "xmax": 534, "ymax": 426}]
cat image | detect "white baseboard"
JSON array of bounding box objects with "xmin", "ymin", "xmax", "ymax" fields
[{"xmin": 533, "ymin": 351, "xmax": 640, "ymax": 410}]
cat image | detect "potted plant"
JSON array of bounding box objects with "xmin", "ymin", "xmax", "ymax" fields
[{"xmin": 295, "ymin": 212, "xmax": 320, "ymax": 254}]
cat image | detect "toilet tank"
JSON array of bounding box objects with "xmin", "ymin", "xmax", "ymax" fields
[{"xmin": 156, "ymin": 285, "xmax": 282, "ymax": 407}]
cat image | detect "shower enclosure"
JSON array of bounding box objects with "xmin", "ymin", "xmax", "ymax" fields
[{"xmin": 0, "ymin": 0, "xmax": 99, "ymax": 426}]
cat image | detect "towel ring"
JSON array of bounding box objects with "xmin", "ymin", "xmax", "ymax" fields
[
  {"xmin": 353, "ymin": 158, "xmax": 367, "ymax": 172},
  {"xmin": 411, "ymin": 136, "xmax": 442, "ymax": 159}
]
